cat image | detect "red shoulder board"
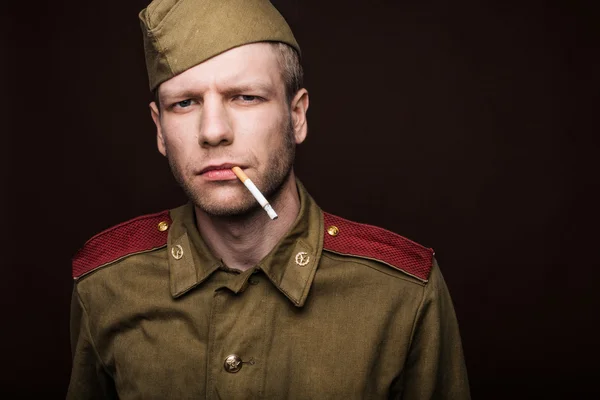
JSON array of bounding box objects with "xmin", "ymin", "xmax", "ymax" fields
[
  {"xmin": 323, "ymin": 212, "xmax": 434, "ymax": 282},
  {"xmin": 72, "ymin": 210, "xmax": 171, "ymax": 279}
]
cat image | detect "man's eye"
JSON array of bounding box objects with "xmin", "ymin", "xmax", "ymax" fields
[
  {"xmin": 238, "ymin": 95, "xmax": 259, "ymax": 102},
  {"xmin": 176, "ymin": 99, "xmax": 193, "ymax": 108}
]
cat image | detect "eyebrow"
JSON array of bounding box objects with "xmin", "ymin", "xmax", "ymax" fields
[
  {"xmin": 159, "ymin": 89, "xmax": 199, "ymax": 103},
  {"xmin": 160, "ymin": 81, "xmax": 276, "ymax": 102},
  {"xmin": 221, "ymin": 82, "xmax": 275, "ymax": 98}
]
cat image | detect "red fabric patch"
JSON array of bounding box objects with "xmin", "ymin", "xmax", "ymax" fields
[
  {"xmin": 72, "ymin": 210, "xmax": 171, "ymax": 279},
  {"xmin": 323, "ymin": 212, "xmax": 434, "ymax": 281}
]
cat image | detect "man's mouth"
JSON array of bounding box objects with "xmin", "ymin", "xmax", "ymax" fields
[{"xmin": 199, "ymin": 163, "xmax": 244, "ymax": 181}]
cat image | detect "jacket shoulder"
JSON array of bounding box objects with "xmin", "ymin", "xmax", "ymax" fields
[
  {"xmin": 72, "ymin": 210, "xmax": 171, "ymax": 280},
  {"xmin": 322, "ymin": 212, "xmax": 434, "ymax": 282}
]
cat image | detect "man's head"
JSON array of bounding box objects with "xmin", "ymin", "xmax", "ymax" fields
[{"xmin": 139, "ymin": 0, "xmax": 308, "ymax": 218}]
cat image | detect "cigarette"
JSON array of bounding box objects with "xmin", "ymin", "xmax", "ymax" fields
[{"xmin": 231, "ymin": 167, "xmax": 278, "ymax": 220}]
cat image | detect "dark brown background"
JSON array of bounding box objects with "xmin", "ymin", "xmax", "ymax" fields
[{"xmin": 2, "ymin": 0, "xmax": 598, "ymax": 398}]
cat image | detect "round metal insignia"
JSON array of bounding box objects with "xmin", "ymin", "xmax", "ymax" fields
[
  {"xmin": 295, "ymin": 251, "xmax": 310, "ymax": 266},
  {"xmin": 171, "ymin": 245, "xmax": 184, "ymax": 260}
]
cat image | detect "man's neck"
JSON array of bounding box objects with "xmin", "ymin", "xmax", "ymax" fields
[{"xmin": 194, "ymin": 173, "xmax": 301, "ymax": 271}]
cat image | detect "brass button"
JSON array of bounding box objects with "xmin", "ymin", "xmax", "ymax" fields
[
  {"xmin": 157, "ymin": 221, "xmax": 169, "ymax": 232},
  {"xmin": 327, "ymin": 226, "xmax": 339, "ymax": 236},
  {"xmin": 224, "ymin": 354, "xmax": 242, "ymax": 373},
  {"xmin": 171, "ymin": 245, "xmax": 184, "ymax": 260}
]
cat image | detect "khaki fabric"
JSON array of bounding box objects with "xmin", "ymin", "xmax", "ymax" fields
[
  {"xmin": 139, "ymin": 0, "xmax": 300, "ymax": 91},
  {"xmin": 67, "ymin": 182, "xmax": 470, "ymax": 399}
]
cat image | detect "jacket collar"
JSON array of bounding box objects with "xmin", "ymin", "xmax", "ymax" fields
[{"xmin": 167, "ymin": 180, "xmax": 324, "ymax": 307}]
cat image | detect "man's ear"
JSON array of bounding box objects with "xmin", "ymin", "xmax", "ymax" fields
[
  {"xmin": 290, "ymin": 88, "xmax": 309, "ymax": 144},
  {"xmin": 150, "ymin": 102, "xmax": 167, "ymax": 156}
]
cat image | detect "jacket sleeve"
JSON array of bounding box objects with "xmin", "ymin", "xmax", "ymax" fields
[
  {"xmin": 392, "ymin": 259, "xmax": 471, "ymax": 399},
  {"xmin": 66, "ymin": 286, "xmax": 117, "ymax": 400}
]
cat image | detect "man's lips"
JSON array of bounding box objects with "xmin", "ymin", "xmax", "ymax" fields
[
  {"xmin": 199, "ymin": 163, "xmax": 239, "ymax": 174},
  {"xmin": 198, "ymin": 163, "xmax": 244, "ymax": 181}
]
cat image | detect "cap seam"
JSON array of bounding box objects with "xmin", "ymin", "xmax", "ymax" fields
[
  {"xmin": 148, "ymin": 29, "xmax": 175, "ymax": 86},
  {"xmin": 146, "ymin": 0, "xmax": 185, "ymax": 32}
]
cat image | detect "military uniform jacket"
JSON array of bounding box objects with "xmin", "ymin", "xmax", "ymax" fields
[{"xmin": 67, "ymin": 183, "xmax": 470, "ymax": 399}]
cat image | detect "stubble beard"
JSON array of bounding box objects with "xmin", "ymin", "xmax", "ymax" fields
[{"xmin": 168, "ymin": 117, "xmax": 296, "ymax": 218}]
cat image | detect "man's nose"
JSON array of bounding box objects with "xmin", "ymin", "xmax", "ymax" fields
[{"xmin": 198, "ymin": 97, "xmax": 233, "ymax": 147}]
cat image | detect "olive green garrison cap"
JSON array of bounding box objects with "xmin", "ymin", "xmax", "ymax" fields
[{"xmin": 139, "ymin": 0, "xmax": 301, "ymax": 91}]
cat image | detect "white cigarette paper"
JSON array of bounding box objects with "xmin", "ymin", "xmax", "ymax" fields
[{"xmin": 231, "ymin": 167, "xmax": 278, "ymax": 220}]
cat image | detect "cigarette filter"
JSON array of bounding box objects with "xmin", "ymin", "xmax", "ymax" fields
[{"xmin": 231, "ymin": 167, "xmax": 278, "ymax": 220}]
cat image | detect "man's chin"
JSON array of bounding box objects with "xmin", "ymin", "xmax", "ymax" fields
[
  {"xmin": 195, "ymin": 200, "xmax": 262, "ymax": 219},
  {"xmin": 191, "ymin": 189, "xmax": 261, "ymax": 218}
]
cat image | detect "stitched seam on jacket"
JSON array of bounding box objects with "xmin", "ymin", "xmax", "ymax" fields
[
  {"xmin": 321, "ymin": 251, "xmax": 427, "ymax": 286},
  {"xmin": 401, "ymin": 282, "xmax": 428, "ymax": 386},
  {"xmin": 75, "ymin": 245, "xmax": 168, "ymax": 281},
  {"xmin": 75, "ymin": 287, "xmax": 113, "ymax": 378}
]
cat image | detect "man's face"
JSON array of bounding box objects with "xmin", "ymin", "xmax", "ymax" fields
[{"xmin": 150, "ymin": 43, "xmax": 308, "ymax": 217}]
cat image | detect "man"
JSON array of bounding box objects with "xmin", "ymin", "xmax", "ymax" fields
[{"xmin": 67, "ymin": 0, "xmax": 470, "ymax": 398}]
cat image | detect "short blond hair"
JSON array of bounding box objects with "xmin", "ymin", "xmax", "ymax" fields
[{"xmin": 270, "ymin": 42, "xmax": 304, "ymax": 105}]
